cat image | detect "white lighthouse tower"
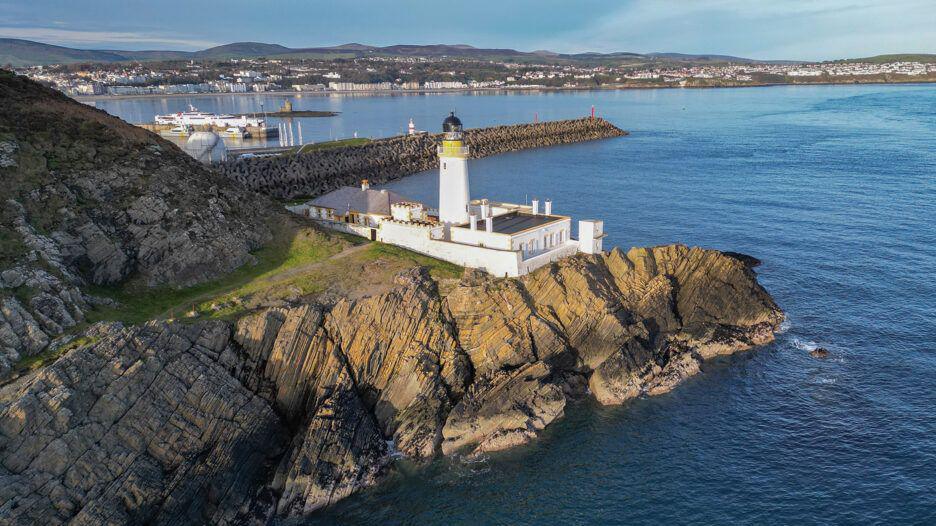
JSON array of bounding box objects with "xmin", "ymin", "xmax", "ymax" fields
[{"xmin": 438, "ymin": 112, "xmax": 470, "ymax": 225}]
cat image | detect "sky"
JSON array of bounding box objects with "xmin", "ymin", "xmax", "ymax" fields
[{"xmin": 1, "ymin": 0, "xmax": 934, "ymax": 61}]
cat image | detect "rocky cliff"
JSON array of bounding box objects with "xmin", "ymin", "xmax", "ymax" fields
[
  {"xmin": 0, "ymin": 71, "xmax": 279, "ymax": 376},
  {"xmin": 220, "ymin": 118, "xmax": 628, "ymax": 199},
  {"xmin": 0, "ymin": 246, "xmax": 783, "ymax": 523}
]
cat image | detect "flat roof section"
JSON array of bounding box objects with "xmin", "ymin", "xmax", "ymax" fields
[{"xmin": 481, "ymin": 212, "xmax": 565, "ymax": 235}]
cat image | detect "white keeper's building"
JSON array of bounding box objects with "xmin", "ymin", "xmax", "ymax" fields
[{"xmin": 288, "ymin": 112, "xmax": 605, "ymax": 277}]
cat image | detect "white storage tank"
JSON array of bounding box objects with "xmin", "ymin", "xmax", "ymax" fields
[{"xmin": 184, "ymin": 131, "xmax": 227, "ymax": 164}]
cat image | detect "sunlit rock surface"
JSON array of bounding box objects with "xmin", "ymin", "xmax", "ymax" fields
[{"xmin": 0, "ymin": 245, "xmax": 782, "ymax": 522}]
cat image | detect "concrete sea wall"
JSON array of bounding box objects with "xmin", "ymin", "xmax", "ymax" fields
[{"xmin": 219, "ymin": 117, "xmax": 628, "ymax": 199}]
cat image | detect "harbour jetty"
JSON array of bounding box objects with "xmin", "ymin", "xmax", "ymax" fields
[
  {"xmin": 220, "ymin": 117, "xmax": 628, "ymax": 199},
  {"xmin": 138, "ymin": 122, "xmax": 281, "ymax": 137},
  {"xmin": 268, "ymin": 99, "xmax": 339, "ymax": 117}
]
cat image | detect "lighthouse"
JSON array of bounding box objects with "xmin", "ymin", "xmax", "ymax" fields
[
  {"xmin": 437, "ymin": 112, "xmax": 470, "ymax": 225},
  {"xmin": 291, "ymin": 109, "xmax": 598, "ymax": 277}
]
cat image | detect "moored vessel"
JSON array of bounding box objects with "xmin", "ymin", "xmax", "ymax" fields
[
  {"xmin": 161, "ymin": 124, "xmax": 194, "ymax": 137},
  {"xmin": 155, "ymin": 105, "xmax": 266, "ymax": 128}
]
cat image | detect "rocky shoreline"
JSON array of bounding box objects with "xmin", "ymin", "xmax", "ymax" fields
[
  {"xmin": 1, "ymin": 71, "xmax": 785, "ymax": 525},
  {"xmin": 0, "ymin": 245, "xmax": 783, "ymax": 523},
  {"xmin": 219, "ymin": 117, "xmax": 627, "ymax": 200}
]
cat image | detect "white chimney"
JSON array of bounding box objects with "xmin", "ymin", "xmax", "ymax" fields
[
  {"xmin": 531, "ymin": 199, "xmax": 539, "ymax": 215},
  {"xmin": 469, "ymin": 214, "xmax": 478, "ymax": 230},
  {"xmin": 485, "ymin": 216, "xmax": 493, "ymax": 233},
  {"xmin": 544, "ymin": 199, "xmax": 552, "ymax": 215},
  {"xmin": 361, "ymin": 179, "xmax": 370, "ymax": 190}
]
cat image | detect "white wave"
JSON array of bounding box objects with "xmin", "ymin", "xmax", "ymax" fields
[
  {"xmin": 777, "ymin": 319, "xmax": 792, "ymax": 334},
  {"xmin": 791, "ymin": 338, "xmax": 818, "ymax": 352}
]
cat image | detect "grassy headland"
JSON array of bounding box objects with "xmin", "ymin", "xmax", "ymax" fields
[
  {"xmin": 289, "ymin": 137, "xmax": 371, "ymax": 155},
  {"xmin": 84, "ymin": 217, "xmax": 461, "ymax": 324}
]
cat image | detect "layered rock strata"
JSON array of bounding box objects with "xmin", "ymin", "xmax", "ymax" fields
[
  {"xmin": 0, "ymin": 245, "xmax": 783, "ymax": 523},
  {"xmin": 220, "ymin": 118, "xmax": 628, "ymax": 199},
  {"xmin": 0, "ymin": 71, "xmax": 277, "ymax": 375}
]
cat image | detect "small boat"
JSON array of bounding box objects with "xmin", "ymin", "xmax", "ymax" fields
[
  {"xmin": 162, "ymin": 125, "xmax": 194, "ymax": 137},
  {"xmin": 221, "ymin": 127, "xmax": 249, "ymax": 139}
]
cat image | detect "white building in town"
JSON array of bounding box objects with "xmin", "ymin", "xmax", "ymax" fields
[{"xmin": 288, "ymin": 113, "xmax": 605, "ymax": 277}]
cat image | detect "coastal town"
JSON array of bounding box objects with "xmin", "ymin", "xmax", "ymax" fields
[{"xmin": 13, "ymin": 52, "xmax": 936, "ymax": 97}]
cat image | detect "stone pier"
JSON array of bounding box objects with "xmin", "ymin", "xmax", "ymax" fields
[{"xmin": 219, "ymin": 117, "xmax": 628, "ymax": 200}]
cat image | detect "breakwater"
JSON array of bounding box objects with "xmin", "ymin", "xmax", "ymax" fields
[{"xmin": 219, "ymin": 117, "xmax": 627, "ymax": 199}]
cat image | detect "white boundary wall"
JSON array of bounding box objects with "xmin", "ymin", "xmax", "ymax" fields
[
  {"xmin": 379, "ymin": 220, "xmax": 524, "ymax": 277},
  {"xmin": 450, "ymin": 227, "xmax": 512, "ymax": 250},
  {"xmin": 288, "ymin": 207, "xmax": 581, "ymax": 277},
  {"xmin": 318, "ymin": 220, "xmax": 374, "ymax": 238}
]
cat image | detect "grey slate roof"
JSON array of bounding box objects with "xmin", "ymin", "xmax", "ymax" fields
[{"xmin": 309, "ymin": 186, "xmax": 415, "ymax": 215}]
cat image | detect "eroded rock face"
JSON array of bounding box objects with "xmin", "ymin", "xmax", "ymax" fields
[
  {"xmin": 0, "ymin": 321, "xmax": 285, "ymax": 526},
  {"xmin": 236, "ymin": 244, "xmax": 780, "ymax": 500},
  {"xmin": 444, "ymin": 272, "xmax": 569, "ymax": 375},
  {"xmin": 326, "ymin": 268, "xmax": 471, "ymax": 459},
  {"xmin": 0, "ymin": 72, "xmax": 277, "ymax": 373},
  {"xmin": 441, "ymin": 361, "xmax": 567, "ymax": 455},
  {"xmin": 0, "ymin": 245, "xmax": 783, "ymax": 522},
  {"xmin": 272, "ymin": 368, "xmax": 388, "ymax": 516}
]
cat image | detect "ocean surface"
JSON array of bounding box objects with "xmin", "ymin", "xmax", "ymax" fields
[{"xmin": 98, "ymin": 85, "xmax": 936, "ymax": 524}]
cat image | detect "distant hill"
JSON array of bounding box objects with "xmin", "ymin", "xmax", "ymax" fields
[
  {"xmin": 1, "ymin": 37, "xmax": 925, "ymax": 67},
  {"xmin": 644, "ymin": 52, "xmax": 803, "ymax": 65},
  {"xmin": 0, "ymin": 38, "xmax": 190, "ymax": 66},
  {"xmin": 0, "ymin": 38, "xmax": 769, "ymax": 66},
  {"xmin": 193, "ymin": 42, "xmax": 293, "ymax": 59},
  {"xmin": 649, "ymin": 52, "xmax": 755, "ymax": 63},
  {"xmin": 836, "ymin": 53, "xmax": 936, "ymax": 64}
]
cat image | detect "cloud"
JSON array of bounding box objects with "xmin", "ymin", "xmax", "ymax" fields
[
  {"xmin": 1, "ymin": 0, "xmax": 933, "ymax": 58},
  {"xmin": 532, "ymin": 0, "xmax": 936, "ymax": 60},
  {"xmin": 0, "ymin": 26, "xmax": 218, "ymax": 49}
]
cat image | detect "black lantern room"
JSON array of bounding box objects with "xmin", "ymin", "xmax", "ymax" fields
[{"xmin": 442, "ymin": 112, "xmax": 463, "ymax": 133}]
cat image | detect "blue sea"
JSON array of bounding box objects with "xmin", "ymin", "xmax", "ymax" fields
[{"xmin": 98, "ymin": 85, "xmax": 936, "ymax": 524}]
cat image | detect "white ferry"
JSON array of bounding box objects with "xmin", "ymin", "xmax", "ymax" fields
[{"xmin": 155, "ymin": 105, "xmax": 266, "ymax": 128}]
